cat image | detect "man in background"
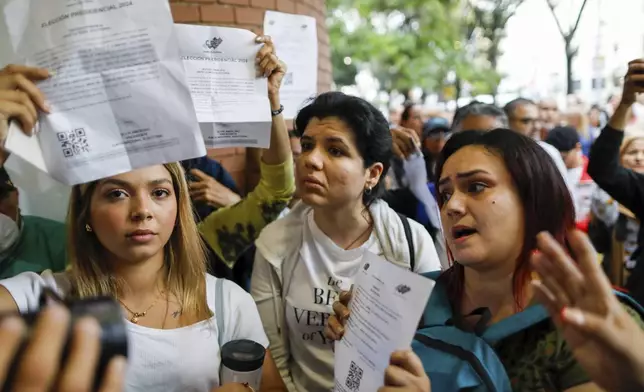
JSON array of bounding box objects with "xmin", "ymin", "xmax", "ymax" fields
[
  {"xmin": 0, "ymin": 167, "xmax": 66, "ymax": 278},
  {"xmin": 545, "ymin": 126, "xmax": 595, "ymax": 232},
  {"xmin": 504, "ymin": 98, "xmax": 541, "ymax": 140},
  {"xmin": 539, "ymin": 98, "xmax": 561, "ymax": 139}
]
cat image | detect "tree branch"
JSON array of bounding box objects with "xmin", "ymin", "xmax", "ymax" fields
[
  {"xmin": 570, "ymin": 0, "xmax": 589, "ymax": 37},
  {"xmin": 545, "ymin": 0, "xmax": 565, "ymax": 38}
]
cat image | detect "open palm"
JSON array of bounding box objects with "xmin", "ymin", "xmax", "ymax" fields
[{"xmin": 532, "ymin": 230, "xmax": 644, "ymax": 392}]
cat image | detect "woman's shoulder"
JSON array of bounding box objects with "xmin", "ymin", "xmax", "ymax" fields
[
  {"xmin": 204, "ymin": 274, "xmax": 254, "ymax": 309},
  {"xmin": 254, "ymin": 201, "xmax": 309, "ymax": 262}
]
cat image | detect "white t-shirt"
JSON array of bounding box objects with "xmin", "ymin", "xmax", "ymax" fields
[
  {"xmin": 284, "ymin": 211, "xmax": 423, "ymax": 392},
  {"xmin": 0, "ymin": 272, "xmax": 268, "ymax": 392}
]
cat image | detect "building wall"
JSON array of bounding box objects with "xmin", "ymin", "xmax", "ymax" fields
[{"xmin": 169, "ymin": 0, "xmax": 332, "ymax": 192}]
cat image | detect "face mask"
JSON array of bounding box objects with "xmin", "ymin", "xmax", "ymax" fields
[{"xmin": 0, "ymin": 213, "xmax": 20, "ymax": 254}]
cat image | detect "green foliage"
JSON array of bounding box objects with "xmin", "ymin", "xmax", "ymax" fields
[{"xmin": 327, "ymin": 0, "xmax": 524, "ymax": 98}]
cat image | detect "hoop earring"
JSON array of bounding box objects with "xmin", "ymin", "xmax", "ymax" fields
[
  {"xmin": 364, "ymin": 186, "xmax": 372, "ymax": 196},
  {"xmin": 85, "ymin": 224, "xmax": 93, "ymax": 232}
]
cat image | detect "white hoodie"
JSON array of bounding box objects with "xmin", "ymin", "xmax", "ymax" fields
[{"xmin": 251, "ymin": 200, "xmax": 443, "ymax": 391}]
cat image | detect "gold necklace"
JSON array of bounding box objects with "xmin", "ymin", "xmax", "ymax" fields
[{"xmin": 119, "ymin": 291, "xmax": 164, "ymax": 324}]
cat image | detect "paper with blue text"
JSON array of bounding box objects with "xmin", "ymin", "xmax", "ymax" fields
[
  {"xmin": 2, "ymin": 0, "xmax": 205, "ymax": 185},
  {"xmin": 175, "ymin": 24, "xmax": 272, "ymax": 149},
  {"xmin": 334, "ymin": 252, "xmax": 435, "ymax": 392}
]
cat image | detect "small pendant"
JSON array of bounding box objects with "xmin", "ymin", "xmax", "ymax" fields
[{"xmin": 131, "ymin": 312, "xmax": 145, "ymax": 324}]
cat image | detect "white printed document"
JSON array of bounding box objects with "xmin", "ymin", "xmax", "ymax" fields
[
  {"xmin": 263, "ymin": 11, "xmax": 317, "ymax": 120},
  {"xmin": 334, "ymin": 252, "xmax": 434, "ymax": 392},
  {"xmin": 1, "ymin": 0, "xmax": 206, "ymax": 185},
  {"xmin": 174, "ymin": 24, "xmax": 271, "ymax": 149}
]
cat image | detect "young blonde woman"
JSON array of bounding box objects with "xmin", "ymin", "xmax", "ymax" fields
[{"xmin": 0, "ymin": 35, "xmax": 291, "ymax": 392}]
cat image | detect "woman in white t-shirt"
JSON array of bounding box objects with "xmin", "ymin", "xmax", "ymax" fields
[
  {"xmin": 0, "ymin": 39, "xmax": 289, "ymax": 392},
  {"xmin": 251, "ymin": 92, "xmax": 443, "ymax": 392}
]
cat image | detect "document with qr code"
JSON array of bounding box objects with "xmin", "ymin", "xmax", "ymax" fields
[
  {"xmin": 1, "ymin": 0, "xmax": 205, "ymax": 185},
  {"xmin": 263, "ymin": 11, "xmax": 317, "ymax": 120},
  {"xmin": 174, "ymin": 24, "xmax": 272, "ymax": 149},
  {"xmin": 334, "ymin": 252, "xmax": 435, "ymax": 392}
]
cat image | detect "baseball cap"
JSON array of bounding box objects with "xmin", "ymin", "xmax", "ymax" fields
[
  {"xmin": 422, "ymin": 117, "xmax": 450, "ymax": 139},
  {"xmin": 0, "ymin": 168, "xmax": 16, "ymax": 199},
  {"xmin": 545, "ymin": 126, "xmax": 580, "ymax": 152}
]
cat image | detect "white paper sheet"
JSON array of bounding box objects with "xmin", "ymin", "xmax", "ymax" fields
[
  {"xmin": 334, "ymin": 252, "xmax": 434, "ymax": 392},
  {"xmin": 263, "ymin": 11, "xmax": 317, "ymax": 120},
  {"xmin": 174, "ymin": 24, "xmax": 271, "ymax": 149},
  {"xmin": 1, "ymin": 0, "xmax": 206, "ymax": 185}
]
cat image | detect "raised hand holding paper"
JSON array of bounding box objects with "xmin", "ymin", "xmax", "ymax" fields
[
  {"xmin": 263, "ymin": 11, "xmax": 317, "ymax": 120},
  {"xmin": 334, "ymin": 252, "xmax": 434, "ymax": 392},
  {"xmin": 175, "ymin": 24, "xmax": 272, "ymax": 149},
  {"xmin": 1, "ymin": 0, "xmax": 205, "ymax": 185}
]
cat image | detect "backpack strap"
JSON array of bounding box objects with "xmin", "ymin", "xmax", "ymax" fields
[
  {"xmin": 419, "ymin": 271, "xmax": 452, "ymax": 327},
  {"xmin": 398, "ymin": 213, "xmax": 415, "ymax": 271},
  {"xmin": 482, "ymin": 305, "xmax": 549, "ymax": 345},
  {"xmin": 216, "ymin": 278, "xmax": 224, "ymax": 347},
  {"xmin": 614, "ymin": 290, "xmax": 644, "ymax": 317}
]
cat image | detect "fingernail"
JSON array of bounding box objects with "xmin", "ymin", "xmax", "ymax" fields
[
  {"xmin": 255, "ymin": 57, "xmax": 260, "ymax": 63},
  {"xmin": 47, "ymin": 69, "xmax": 56, "ymax": 77},
  {"xmin": 531, "ymin": 249, "xmax": 540, "ymax": 256},
  {"xmin": 43, "ymin": 101, "xmax": 51, "ymax": 112},
  {"xmin": 561, "ymin": 307, "xmax": 585, "ymax": 325}
]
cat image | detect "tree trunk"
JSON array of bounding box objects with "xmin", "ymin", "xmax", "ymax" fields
[
  {"xmin": 455, "ymin": 77, "xmax": 462, "ymax": 103},
  {"xmin": 489, "ymin": 46, "xmax": 500, "ymax": 104},
  {"xmin": 565, "ymin": 43, "xmax": 575, "ymax": 95}
]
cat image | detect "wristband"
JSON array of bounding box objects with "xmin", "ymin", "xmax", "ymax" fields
[{"xmin": 271, "ymin": 104, "xmax": 284, "ymax": 117}]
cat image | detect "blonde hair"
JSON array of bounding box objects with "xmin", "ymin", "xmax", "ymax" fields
[
  {"xmin": 565, "ymin": 110, "xmax": 590, "ymax": 139},
  {"xmin": 620, "ymin": 131, "xmax": 644, "ymax": 161},
  {"xmin": 66, "ymin": 163, "xmax": 212, "ymax": 322}
]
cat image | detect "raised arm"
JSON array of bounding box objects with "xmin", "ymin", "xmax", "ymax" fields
[
  {"xmin": 198, "ymin": 35, "xmax": 294, "ymax": 266},
  {"xmin": 588, "ymin": 59, "xmax": 644, "ymax": 218}
]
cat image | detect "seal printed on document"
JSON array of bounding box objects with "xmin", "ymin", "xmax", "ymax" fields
[
  {"xmin": 395, "ymin": 284, "xmax": 411, "ymax": 295},
  {"xmin": 57, "ymin": 128, "xmax": 90, "ymax": 158},
  {"xmin": 204, "ymin": 37, "xmax": 223, "ymax": 50}
]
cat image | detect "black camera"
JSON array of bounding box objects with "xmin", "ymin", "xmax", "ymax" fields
[{"xmin": 0, "ymin": 290, "xmax": 128, "ymax": 391}]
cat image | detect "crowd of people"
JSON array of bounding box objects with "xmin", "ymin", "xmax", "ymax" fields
[{"xmin": 0, "ymin": 29, "xmax": 643, "ymax": 392}]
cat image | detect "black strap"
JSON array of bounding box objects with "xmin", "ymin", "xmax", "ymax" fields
[
  {"xmin": 398, "ymin": 213, "xmax": 415, "ymax": 271},
  {"xmin": 446, "ymin": 307, "xmax": 492, "ymax": 336}
]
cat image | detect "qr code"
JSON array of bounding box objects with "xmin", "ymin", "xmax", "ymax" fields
[
  {"xmin": 345, "ymin": 361, "xmax": 364, "ymax": 391},
  {"xmin": 57, "ymin": 128, "xmax": 90, "ymax": 158},
  {"xmin": 283, "ymin": 72, "xmax": 293, "ymax": 86}
]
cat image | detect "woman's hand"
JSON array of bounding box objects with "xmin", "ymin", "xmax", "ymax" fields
[
  {"xmin": 619, "ymin": 59, "xmax": 644, "ymax": 107},
  {"xmin": 0, "ymin": 65, "xmax": 50, "ymax": 143},
  {"xmin": 531, "ymin": 229, "xmax": 644, "ymax": 392},
  {"xmin": 255, "ymin": 35, "xmax": 286, "ymax": 107},
  {"xmin": 378, "ymin": 350, "xmax": 431, "ymax": 392},
  {"xmin": 391, "ymin": 126, "xmax": 421, "ymax": 160},
  {"xmin": 0, "ymin": 302, "xmax": 126, "ymax": 391},
  {"xmin": 324, "ymin": 289, "xmax": 352, "ymax": 341}
]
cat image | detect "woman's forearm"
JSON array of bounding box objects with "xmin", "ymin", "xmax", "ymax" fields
[{"xmin": 262, "ymin": 94, "xmax": 292, "ymax": 166}]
